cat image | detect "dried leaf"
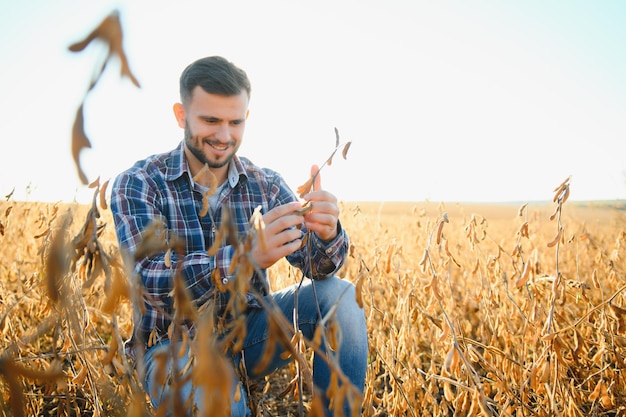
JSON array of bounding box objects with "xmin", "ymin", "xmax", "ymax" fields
[
  {"xmin": 293, "ymin": 202, "xmax": 312, "ymax": 216},
  {"xmin": 515, "ymin": 261, "xmax": 531, "ymax": 288},
  {"xmin": 384, "ymin": 243, "xmax": 395, "ymax": 274},
  {"xmin": 192, "ymin": 315, "xmax": 233, "ymax": 416},
  {"xmin": 425, "ymin": 275, "xmax": 443, "ymax": 301},
  {"xmin": 547, "ymin": 227, "xmax": 563, "ymax": 247},
  {"xmin": 517, "ymin": 202, "xmax": 528, "ymax": 217},
  {"xmin": 355, "ymin": 271, "xmax": 365, "ymax": 309},
  {"xmin": 69, "ymin": 10, "xmax": 140, "ymax": 186},
  {"xmin": 297, "ymin": 176, "xmax": 314, "ymax": 198},
  {"xmin": 444, "ymin": 239, "xmax": 461, "ymax": 268},
  {"xmin": 253, "ymin": 319, "xmax": 279, "ymax": 374},
  {"xmin": 250, "ymin": 205, "xmax": 267, "ymax": 251},
  {"xmin": 518, "ymin": 222, "xmax": 529, "ymax": 238},
  {"xmin": 99, "ymin": 179, "xmax": 110, "ymax": 210},
  {"xmin": 102, "ymin": 336, "xmax": 119, "ymax": 366},
  {"xmin": 68, "ymin": 10, "xmax": 140, "ymax": 88},
  {"xmin": 327, "ymin": 150, "xmax": 334, "ymax": 167},
  {"xmin": 610, "ymin": 303, "xmax": 626, "ymax": 333},
  {"xmin": 443, "ymin": 382, "xmax": 455, "ymax": 402},
  {"xmin": 561, "ymin": 186, "xmax": 570, "ymax": 204},
  {"xmin": 342, "ymin": 141, "xmax": 352, "ymax": 160},
  {"xmin": 133, "ymin": 219, "xmax": 169, "ymax": 261},
  {"xmin": 589, "ymin": 380, "xmax": 603, "ymax": 402},
  {"xmin": 164, "ymin": 248, "xmax": 172, "ymax": 267},
  {"xmin": 101, "ymin": 267, "xmax": 130, "ymax": 314},
  {"xmin": 199, "ymin": 192, "xmax": 209, "ymax": 217},
  {"xmin": 193, "ymin": 163, "xmax": 218, "ymax": 195},
  {"xmin": 592, "ymin": 269, "xmax": 600, "ymax": 289},
  {"xmin": 418, "ymin": 248, "xmax": 428, "ymax": 267},
  {"xmin": 71, "ymin": 103, "xmax": 92, "ymax": 185},
  {"xmin": 552, "ymin": 176, "xmax": 571, "ymax": 202},
  {"xmin": 443, "ymin": 344, "xmax": 460, "ymax": 375},
  {"xmin": 436, "ymin": 216, "xmax": 447, "ymax": 245},
  {"xmin": 72, "ymin": 364, "xmax": 89, "ymax": 386},
  {"xmin": 45, "ymin": 214, "xmax": 72, "ymax": 303},
  {"xmin": 88, "ymin": 176, "xmax": 100, "ymax": 189},
  {"xmin": 170, "ymin": 273, "xmax": 197, "ymax": 322}
]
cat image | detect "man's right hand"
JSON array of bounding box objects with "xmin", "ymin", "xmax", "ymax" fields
[{"xmin": 252, "ymin": 202, "xmax": 305, "ymax": 269}]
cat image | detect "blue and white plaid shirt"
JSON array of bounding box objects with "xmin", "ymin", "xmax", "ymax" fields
[{"xmin": 111, "ymin": 141, "xmax": 349, "ymax": 345}]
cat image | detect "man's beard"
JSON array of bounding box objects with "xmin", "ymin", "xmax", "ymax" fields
[{"xmin": 184, "ymin": 122, "xmax": 235, "ymax": 169}]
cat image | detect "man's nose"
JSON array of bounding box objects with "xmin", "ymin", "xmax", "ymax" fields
[{"xmin": 215, "ymin": 124, "xmax": 231, "ymax": 141}]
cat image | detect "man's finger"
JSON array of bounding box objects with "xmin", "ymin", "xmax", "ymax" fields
[
  {"xmin": 264, "ymin": 202, "xmax": 301, "ymax": 223},
  {"xmin": 311, "ymin": 164, "xmax": 322, "ymax": 191}
]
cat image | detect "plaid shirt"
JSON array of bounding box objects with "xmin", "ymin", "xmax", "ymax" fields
[{"xmin": 110, "ymin": 141, "xmax": 349, "ymax": 345}]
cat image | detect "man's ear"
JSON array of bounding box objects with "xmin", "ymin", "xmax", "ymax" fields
[{"xmin": 173, "ymin": 103, "xmax": 186, "ymax": 128}]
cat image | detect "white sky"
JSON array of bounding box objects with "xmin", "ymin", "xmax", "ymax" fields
[{"xmin": 1, "ymin": 0, "xmax": 625, "ymax": 204}]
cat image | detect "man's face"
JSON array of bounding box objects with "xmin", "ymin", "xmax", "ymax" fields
[{"xmin": 176, "ymin": 86, "xmax": 249, "ymax": 180}]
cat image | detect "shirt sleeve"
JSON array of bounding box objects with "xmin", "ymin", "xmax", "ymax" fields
[{"xmin": 289, "ymin": 221, "xmax": 350, "ymax": 279}]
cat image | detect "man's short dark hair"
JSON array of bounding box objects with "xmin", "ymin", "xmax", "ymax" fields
[{"xmin": 179, "ymin": 56, "xmax": 251, "ymax": 105}]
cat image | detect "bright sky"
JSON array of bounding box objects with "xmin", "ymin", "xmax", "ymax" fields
[{"xmin": 1, "ymin": 0, "xmax": 625, "ymax": 204}]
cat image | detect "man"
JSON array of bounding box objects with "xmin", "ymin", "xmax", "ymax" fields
[{"xmin": 110, "ymin": 56, "xmax": 367, "ymax": 416}]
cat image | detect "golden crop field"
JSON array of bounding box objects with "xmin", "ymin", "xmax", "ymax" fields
[{"xmin": 1, "ymin": 186, "xmax": 626, "ymax": 416}]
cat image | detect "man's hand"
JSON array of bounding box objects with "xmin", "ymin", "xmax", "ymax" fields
[
  {"xmin": 251, "ymin": 165, "xmax": 340, "ymax": 269},
  {"xmin": 301, "ymin": 164, "xmax": 340, "ymax": 242},
  {"xmin": 252, "ymin": 201, "xmax": 305, "ymax": 269}
]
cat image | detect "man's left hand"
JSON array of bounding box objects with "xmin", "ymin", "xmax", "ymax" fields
[{"xmin": 302, "ymin": 164, "xmax": 340, "ymax": 242}]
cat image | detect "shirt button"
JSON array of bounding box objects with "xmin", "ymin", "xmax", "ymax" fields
[
  {"xmin": 326, "ymin": 248, "xmax": 333, "ymax": 255},
  {"xmin": 222, "ymin": 278, "xmax": 228, "ymax": 285}
]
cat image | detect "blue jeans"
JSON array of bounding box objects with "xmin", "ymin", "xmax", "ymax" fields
[{"xmin": 144, "ymin": 276, "xmax": 368, "ymax": 416}]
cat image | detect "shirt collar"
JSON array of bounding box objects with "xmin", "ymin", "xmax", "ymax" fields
[
  {"xmin": 229, "ymin": 154, "xmax": 248, "ymax": 188},
  {"xmin": 165, "ymin": 141, "xmax": 247, "ymax": 187}
]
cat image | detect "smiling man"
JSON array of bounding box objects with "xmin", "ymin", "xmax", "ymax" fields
[{"xmin": 110, "ymin": 56, "xmax": 367, "ymax": 416}]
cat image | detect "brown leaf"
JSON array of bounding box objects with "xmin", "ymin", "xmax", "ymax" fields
[
  {"xmin": 193, "ymin": 315, "xmax": 233, "ymax": 416},
  {"xmin": 327, "ymin": 151, "xmax": 334, "ymax": 167},
  {"xmin": 88, "ymin": 176, "xmax": 100, "ymax": 189},
  {"xmin": 436, "ymin": 219, "xmax": 445, "ymax": 245},
  {"xmin": 99, "ymin": 179, "xmax": 110, "ymax": 210},
  {"xmin": 518, "ymin": 222, "xmax": 529, "ymax": 238},
  {"xmin": 297, "ymin": 176, "xmax": 314, "ymax": 198},
  {"xmin": 199, "ymin": 192, "xmax": 209, "ymax": 217},
  {"xmin": 133, "ymin": 219, "xmax": 169, "ymax": 261},
  {"xmin": 101, "ymin": 267, "xmax": 130, "ymax": 314},
  {"xmin": 171, "ymin": 272, "xmax": 197, "ymax": 322},
  {"xmin": 68, "ymin": 10, "xmax": 140, "ymax": 88},
  {"xmin": 71, "ymin": 103, "xmax": 92, "ymax": 185},
  {"xmin": 342, "ymin": 141, "xmax": 352, "ymax": 160},
  {"xmin": 69, "ymin": 11, "xmax": 141, "ymax": 185},
  {"xmin": 517, "ymin": 202, "xmax": 528, "ymax": 217},
  {"xmin": 355, "ymin": 271, "xmax": 365, "ymax": 309},
  {"xmin": 45, "ymin": 214, "xmax": 72, "ymax": 303},
  {"xmin": 192, "ymin": 163, "xmax": 218, "ymax": 195},
  {"xmin": 0, "ymin": 357, "xmax": 64, "ymax": 417},
  {"xmin": 71, "ymin": 207, "xmax": 97, "ymax": 253},
  {"xmin": 250, "ymin": 206, "xmax": 267, "ymax": 251},
  {"xmin": 547, "ymin": 227, "xmax": 563, "ymax": 247},
  {"xmin": 515, "ymin": 261, "xmax": 531, "ymax": 288},
  {"xmin": 424, "ymin": 275, "xmax": 443, "ymax": 301}
]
